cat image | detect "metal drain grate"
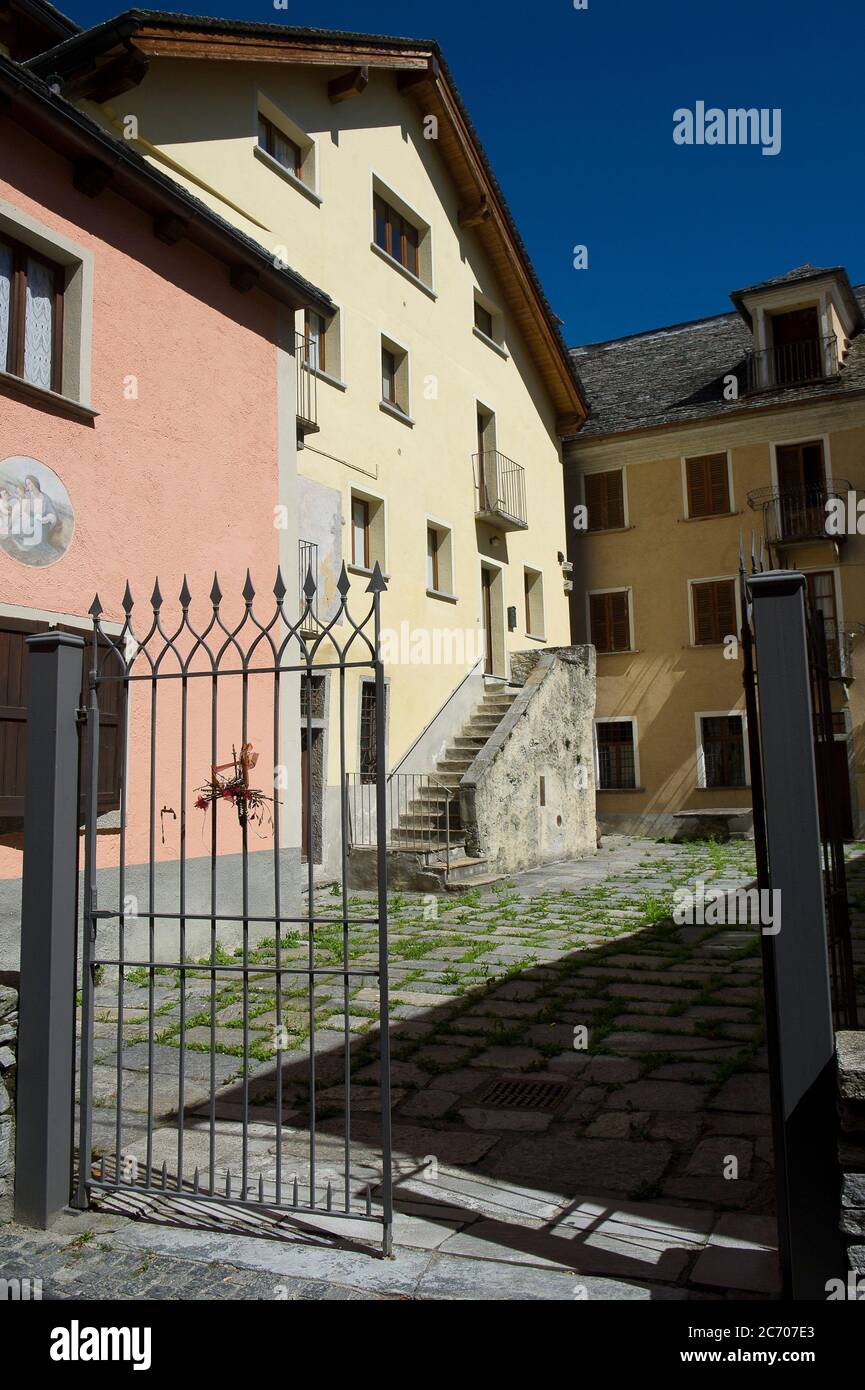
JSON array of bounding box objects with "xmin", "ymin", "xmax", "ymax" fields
[{"xmin": 474, "ymin": 1078, "xmax": 569, "ymax": 1112}]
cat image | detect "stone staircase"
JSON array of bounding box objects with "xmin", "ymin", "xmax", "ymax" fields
[{"xmin": 389, "ymin": 684, "xmax": 520, "ymax": 885}]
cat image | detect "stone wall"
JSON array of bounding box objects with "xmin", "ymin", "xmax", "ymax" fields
[
  {"xmin": 838, "ymin": 1031, "xmax": 865, "ymax": 1276},
  {"xmin": 0, "ymin": 977, "xmax": 17, "ymax": 1223},
  {"xmin": 460, "ymin": 646, "xmax": 597, "ymax": 875}
]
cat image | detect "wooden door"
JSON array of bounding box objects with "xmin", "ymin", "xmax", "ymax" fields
[
  {"xmin": 816, "ymin": 739, "xmax": 853, "ymax": 841},
  {"xmin": 776, "ymin": 441, "xmax": 826, "ymax": 538},
  {"xmin": 301, "ymin": 730, "xmax": 309, "ymax": 861},
  {"xmin": 481, "ymin": 568, "xmax": 493, "ymax": 675},
  {"xmin": 0, "ymin": 625, "xmax": 28, "ymax": 816},
  {"xmin": 477, "ymin": 411, "xmax": 487, "ymax": 510}
]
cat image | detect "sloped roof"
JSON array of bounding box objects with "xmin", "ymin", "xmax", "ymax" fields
[
  {"xmin": 27, "ymin": 9, "xmax": 587, "ymax": 428},
  {"xmin": 0, "ymin": 51, "xmax": 332, "ymax": 315},
  {"xmin": 569, "ymin": 287, "xmax": 865, "ymax": 441}
]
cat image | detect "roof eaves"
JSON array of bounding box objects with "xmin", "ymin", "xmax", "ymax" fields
[
  {"xmin": 0, "ymin": 51, "xmax": 333, "ymax": 315},
  {"xmin": 28, "ymin": 10, "xmax": 587, "ymax": 419}
]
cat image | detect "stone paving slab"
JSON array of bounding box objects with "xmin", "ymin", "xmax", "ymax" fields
[{"xmin": 9, "ymin": 834, "xmax": 828, "ymax": 1299}]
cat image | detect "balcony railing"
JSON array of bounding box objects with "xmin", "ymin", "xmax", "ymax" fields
[
  {"xmin": 744, "ymin": 335, "xmax": 839, "ymax": 394},
  {"xmin": 299, "ymin": 539, "xmax": 319, "ymax": 634},
  {"xmin": 822, "ymin": 620, "xmax": 854, "ymax": 681},
  {"xmin": 747, "ymin": 479, "xmax": 851, "ymax": 547},
  {"xmin": 473, "ymin": 449, "xmax": 528, "ymax": 531},
  {"xmin": 296, "ymin": 332, "xmax": 318, "ymax": 435}
]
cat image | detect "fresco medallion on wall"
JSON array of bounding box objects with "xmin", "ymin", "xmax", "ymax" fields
[{"xmin": 0, "ymin": 456, "xmax": 74, "ymax": 567}]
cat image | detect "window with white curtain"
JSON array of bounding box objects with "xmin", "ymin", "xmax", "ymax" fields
[
  {"xmin": 0, "ymin": 242, "xmax": 11, "ymax": 375},
  {"xmin": 0, "ymin": 235, "xmax": 62, "ymax": 392}
]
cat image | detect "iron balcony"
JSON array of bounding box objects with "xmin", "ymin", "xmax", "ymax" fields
[
  {"xmin": 743, "ymin": 335, "xmax": 839, "ymax": 394},
  {"xmin": 473, "ymin": 449, "xmax": 528, "ymax": 531},
  {"xmin": 295, "ymin": 331, "xmax": 319, "ymax": 437},
  {"xmin": 747, "ymin": 478, "xmax": 852, "ymax": 548}
]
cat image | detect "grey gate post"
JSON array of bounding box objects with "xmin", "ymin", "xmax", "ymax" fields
[
  {"xmin": 14, "ymin": 631, "xmax": 84, "ymax": 1228},
  {"xmin": 747, "ymin": 571, "xmax": 845, "ymax": 1299}
]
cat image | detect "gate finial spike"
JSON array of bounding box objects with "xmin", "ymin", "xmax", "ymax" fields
[
  {"xmin": 150, "ymin": 577, "xmax": 163, "ymax": 612},
  {"xmin": 89, "ymin": 593, "xmax": 103, "ymax": 620},
  {"xmin": 366, "ymin": 560, "xmax": 387, "ymax": 594},
  {"xmin": 179, "ymin": 575, "xmax": 192, "ymax": 610},
  {"xmin": 258, "ymin": 1173, "xmax": 264, "ymax": 1203},
  {"xmin": 122, "ymin": 581, "xmax": 134, "ymax": 616},
  {"xmin": 242, "ymin": 569, "xmax": 256, "ymax": 605},
  {"xmin": 273, "ymin": 567, "xmax": 286, "ymax": 602},
  {"xmin": 336, "ymin": 561, "xmax": 351, "ymax": 597},
  {"xmin": 303, "ymin": 563, "xmax": 317, "ymax": 600},
  {"xmin": 750, "ymin": 530, "xmax": 758, "ymax": 575},
  {"xmin": 209, "ymin": 572, "xmax": 223, "ymax": 608}
]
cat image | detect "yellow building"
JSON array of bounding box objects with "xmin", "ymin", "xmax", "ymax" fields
[
  {"xmin": 32, "ymin": 15, "xmax": 594, "ymax": 881},
  {"xmin": 564, "ymin": 264, "xmax": 865, "ymax": 839}
]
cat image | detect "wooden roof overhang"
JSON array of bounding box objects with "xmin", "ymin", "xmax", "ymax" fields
[{"xmin": 32, "ymin": 18, "xmax": 587, "ymax": 433}]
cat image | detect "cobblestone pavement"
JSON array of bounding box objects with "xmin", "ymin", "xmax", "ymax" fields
[{"xmin": 4, "ymin": 836, "xmax": 864, "ymax": 1300}]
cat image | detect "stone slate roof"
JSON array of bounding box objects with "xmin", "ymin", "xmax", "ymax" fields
[
  {"xmin": 568, "ymin": 285, "xmax": 865, "ymax": 441},
  {"xmin": 732, "ymin": 262, "xmax": 840, "ymax": 295}
]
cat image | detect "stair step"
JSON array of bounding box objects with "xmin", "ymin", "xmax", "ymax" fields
[{"xmin": 451, "ymin": 735, "xmax": 487, "ymax": 749}]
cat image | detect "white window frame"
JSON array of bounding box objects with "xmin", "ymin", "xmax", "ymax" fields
[
  {"xmin": 593, "ymin": 715, "xmax": 640, "ymax": 791},
  {"xmin": 680, "ymin": 449, "xmax": 735, "ymax": 519},
  {"xmin": 687, "ymin": 574, "xmax": 741, "ymax": 647},
  {"xmin": 0, "ymin": 198, "xmax": 94, "ymax": 411},
  {"xmin": 580, "ymin": 462, "xmax": 630, "ymax": 531},
  {"xmin": 695, "ymin": 709, "xmax": 750, "ymax": 789},
  {"xmin": 585, "ymin": 585, "xmax": 635, "ymax": 653},
  {"xmin": 769, "ymin": 432, "xmax": 833, "ymax": 491}
]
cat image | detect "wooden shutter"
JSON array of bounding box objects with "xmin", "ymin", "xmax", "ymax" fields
[
  {"xmin": 585, "ymin": 470, "xmax": 624, "ymax": 530},
  {"xmin": 693, "ymin": 580, "xmax": 736, "ymax": 645},
  {"xmin": 686, "ymin": 454, "xmax": 729, "ymax": 518},
  {"xmin": 590, "ymin": 592, "xmax": 630, "ymax": 652},
  {"xmin": 0, "ymin": 625, "xmax": 29, "ymax": 815},
  {"xmin": 0, "ymin": 622, "xmax": 124, "ymax": 819}
]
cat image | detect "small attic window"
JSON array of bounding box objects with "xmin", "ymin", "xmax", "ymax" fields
[
  {"xmin": 255, "ymin": 98, "xmax": 318, "ymax": 201},
  {"xmin": 473, "ymin": 291, "xmax": 505, "ymax": 353}
]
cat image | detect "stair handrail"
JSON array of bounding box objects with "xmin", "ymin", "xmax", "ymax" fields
[{"xmin": 384, "ymin": 768, "xmax": 452, "ymax": 879}]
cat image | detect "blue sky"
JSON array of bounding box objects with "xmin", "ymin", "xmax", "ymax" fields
[{"xmin": 65, "ymin": 0, "xmax": 865, "ymax": 345}]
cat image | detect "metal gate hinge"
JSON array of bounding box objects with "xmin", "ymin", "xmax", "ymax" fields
[{"xmin": 76, "ymin": 706, "xmax": 88, "ymax": 725}]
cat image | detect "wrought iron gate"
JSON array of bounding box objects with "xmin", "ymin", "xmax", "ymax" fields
[
  {"xmin": 740, "ymin": 548, "xmax": 858, "ymax": 1030},
  {"xmin": 72, "ymin": 562, "xmax": 393, "ymax": 1252}
]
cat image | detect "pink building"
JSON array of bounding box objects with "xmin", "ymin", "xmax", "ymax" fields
[{"xmin": 0, "ymin": 48, "xmax": 331, "ymax": 963}]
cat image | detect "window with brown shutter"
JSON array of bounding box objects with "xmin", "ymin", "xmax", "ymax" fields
[
  {"xmin": 589, "ymin": 591, "xmax": 631, "ymax": 653},
  {"xmin": 692, "ymin": 579, "xmax": 736, "ymax": 646},
  {"xmin": 0, "ymin": 621, "xmax": 124, "ymax": 819},
  {"xmin": 685, "ymin": 454, "xmax": 731, "ymax": 518},
  {"xmin": 584, "ymin": 470, "xmax": 625, "ymax": 531}
]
